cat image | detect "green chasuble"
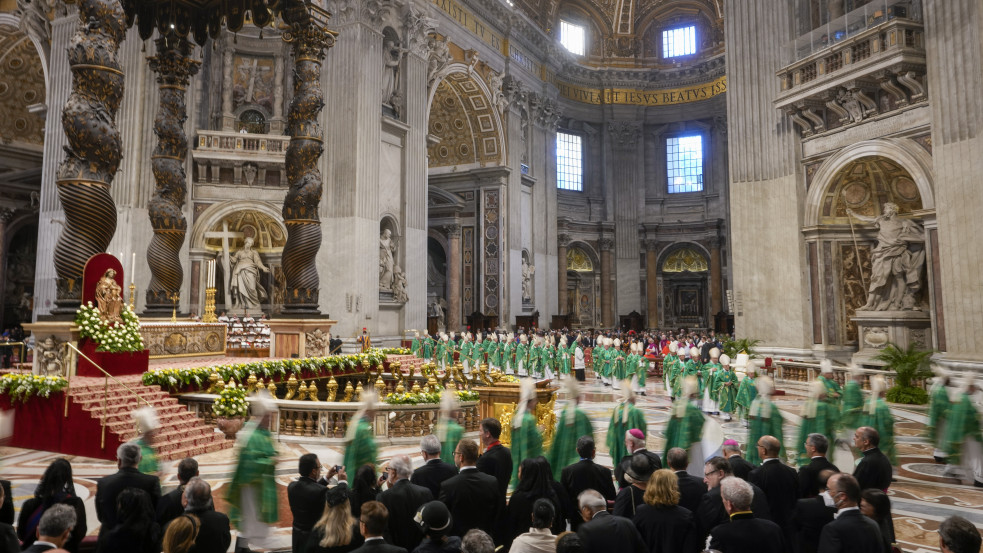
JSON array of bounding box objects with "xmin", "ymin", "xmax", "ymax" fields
[
  {"xmin": 528, "ymin": 346, "xmax": 542, "ymax": 377},
  {"xmin": 227, "ymin": 422, "xmax": 279, "ymax": 526},
  {"xmin": 445, "ymin": 341, "xmax": 457, "ymax": 366},
  {"xmin": 926, "ymin": 383, "xmax": 951, "ymax": 446},
  {"xmin": 819, "ymin": 375, "xmax": 844, "ymax": 407},
  {"xmin": 735, "ymin": 376, "xmax": 757, "ymax": 420},
  {"xmin": 558, "ymin": 344, "xmax": 573, "ymax": 375},
  {"xmin": 634, "ymin": 354, "xmax": 647, "ymax": 387},
  {"xmin": 510, "ymin": 411, "xmax": 543, "ymax": 487},
  {"xmin": 704, "ymin": 362, "xmax": 723, "ymax": 400},
  {"xmin": 662, "ymin": 400, "xmax": 705, "ymax": 464},
  {"xmin": 714, "ymin": 370, "xmax": 739, "ymax": 414},
  {"xmin": 136, "ymin": 437, "xmax": 158, "ymax": 475},
  {"xmin": 343, "ymin": 418, "xmax": 378, "ymax": 477},
  {"xmin": 437, "ymin": 419, "xmax": 465, "ymax": 466},
  {"xmin": 460, "ymin": 341, "xmax": 473, "ymax": 364},
  {"xmin": 515, "ymin": 343, "xmax": 528, "ymax": 373},
  {"xmin": 411, "ymin": 338, "xmax": 422, "ymax": 357},
  {"xmin": 613, "ymin": 352, "xmax": 628, "ymax": 381},
  {"xmin": 860, "ymin": 398, "xmax": 897, "ymax": 465},
  {"xmin": 547, "ymin": 406, "xmax": 594, "ymax": 478},
  {"xmin": 423, "ymin": 338, "xmax": 434, "ymax": 359},
  {"xmin": 471, "ymin": 340, "xmax": 486, "ymax": 367},
  {"xmin": 796, "ymin": 401, "xmax": 838, "ymax": 465},
  {"xmin": 941, "ymin": 394, "xmax": 983, "ymax": 465},
  {"xmin": 662, "ymin": 354, "xmax": 678, "ymax": 392},
  {"xmin": 747, "ymin": 398, "xmax": 784, "ymax": 465},
  {"xmin": 839, "ymin": 380, "xmax": 864, "ymax": 429},
  {"xmin": 606, "ymin": 403, "xmax": 647, "ymax": 467},
  {"xmin": 683, "ymin": 360, "xmax": 703, "ymax": 393}
]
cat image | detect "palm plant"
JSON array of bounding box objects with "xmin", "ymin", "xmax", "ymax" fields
[
  {"xmin": 874, "ymin": 341, "xmax": 933, "ymax": 404},
  {"xmin": 722, "ymin": 337, "xmax": 762, "ymax": 359}
]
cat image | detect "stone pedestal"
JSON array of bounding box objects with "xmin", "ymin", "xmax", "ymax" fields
[
  {"xmin": 267, "ymin": 318, "xmax": 337, "ymax": 359},
  {"xmin": 23, "ymin": 321, "xmax": 75, "ymax": 375},
  {"xmin": 851, "ymin": 310, "xmax": 933, "ymax": 366}
]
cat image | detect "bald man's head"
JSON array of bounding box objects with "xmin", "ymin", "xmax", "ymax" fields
[{"xmin": 757, "ymin": 435, "xmax": 781, "ymax": 458}]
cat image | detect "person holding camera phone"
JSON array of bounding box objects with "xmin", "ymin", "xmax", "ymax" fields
[{"xmin": 290, "ymin": 454, "xmax": 349, "ymax": 552}]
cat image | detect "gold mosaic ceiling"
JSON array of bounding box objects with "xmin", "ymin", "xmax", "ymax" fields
[
  {"xmin": 513, "ymin": 0, "xmax": 723, "ymax": 37},
  {"xmin": 0, "ymin": 23, "xmax": 45, "ymax": 145}
]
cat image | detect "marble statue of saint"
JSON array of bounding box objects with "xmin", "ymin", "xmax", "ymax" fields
[
  {"xmin": 379, "ymin": 229, "xmax": 396, "ymax": 290},
  {"xmin": 242, "ymin": 163, "xmax": 258, "ymax": 186},
  {"xmin": 392, "ymin": 265, "xmax": 409, "ymax": 303},
  {"xmin": 95, "ymin": 269, "xmax": 124, "ymax": 325},
  {"xmin": 231, "ymin": 237, "xmax": 269, "ymax": 310},
  {"xmin": 382, "ymin": 41, "xmax": 406, "ymax": 106},
  {"xmin": 521, "ymin": 258, "xmax": 535, "ymax": 301},
  {"xmin": 847, "ymin": 202, "xmax": 926, "ymax": 311}
]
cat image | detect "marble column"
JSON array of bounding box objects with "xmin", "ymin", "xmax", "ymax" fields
[
  {"xmin": 51, "ymin": 0, "xmax": 127, "ymax": 314},
  {"xmin": 221, "ymin": 40, "xmax": 234, "ymax": 131},
  {"xmin": 446, "ymin": 224, "xmax": 462, "ymax": 332},
  {"xmin": 0, "ymin": 209, "xmax": 16, "ymax": 317},
  {"xmin": 557, "ymin": 234, "xmax": 570, "ymax": 316},
  {"xmin": 144, "ymin": 33, "xmax": 200, "ymax": 314},
  {"xmin": 600, "ymin": 238, "xmax": 614, "ymax": 327},
  {"xmin": 280, "ymin": 15, "xmax": 336, "ymax": 315},
  {"xmin": 645, "ymin": 239, "xmax": 659, "ymax": 329},
  {"xmin": 709, "ymin": 236, "xmax": 723, "ymax": 317},
  {"xmin": 271, "ymin": 52, "xmax": 285, "ymax": 133}
]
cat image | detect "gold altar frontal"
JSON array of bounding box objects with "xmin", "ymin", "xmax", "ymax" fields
[
  {"xmin": 477, "ymin": 379, "xmax": 557, "ymax": 448},
  {"xmin": 140, "ymin": 322, "xmax": 227, "ymax": 359}
]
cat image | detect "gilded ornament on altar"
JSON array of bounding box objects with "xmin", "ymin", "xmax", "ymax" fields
[
  {"xmin": 411, "ymin": 380, "xmax": 422, "ymax": 394},
  {"xmin": 307, "ymin": 381, "xmax": 319, "ymax": 401},
  {"xmin": 246, "ymin": 372, "xmax": 258, "ymax": 392},
  {"xmin": 427, "ymin": 375, "xmax": 439, "ymax": 393},
  {"xmin": 285, "ymin": 374, "xmax": 299, "ymax": 400},
  {"xmin": 297, "ymin": 380, "xmax": 309, "ymax": 398},
  {"xmin": 255, "ymin": 378, "xmax": 266, "ymax": 391},
  {"xmin": 267, "ymin": 380, "xmax": 279, "ymax": 397},
  {"xmin": 536, "ymin": 396, "xmax": 557, "ymax": 450},
  {"xmin": 395, "ymin": 379, "xmax": 406, "ymax": 394},
  {"xmin": 375, "ymin": 375, "xmax": 386, "ymax": 396},
  {"xmin": 206, "ymin": 371, "xmax": 220, "ymax": 393},
  {"xmin": 215, "ymin": 379, "xmax": 227, "ymax": 393},
  {"xmin": 327, "ymin": 375, "xmax": 338, "ymax": 401},
  {"xmin": 354, "ymin": 381, "xmax": 363, "ymax": 401},
  {"xmin": 343, "ymin": 380, "xmax": 354, "ymax": 402},
  {"xmin": 361, "ymin": 359, "xmax": 371, "ymax": 372},
  {"xmin": 496, "ymin": 403, "xmax": 516, "ymax": 447},
  {"xmin": 391, "ymin": 361, "xmax": 401, "ymax": 379}
]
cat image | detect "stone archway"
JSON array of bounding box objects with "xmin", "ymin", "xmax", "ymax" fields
[
  {"xmin": 565, "ymin": 243, "xmax": 600, "ymax": 328},
  {"xmin": 658, "ymin": 244, "xmax": 710, "ymax": 328}
]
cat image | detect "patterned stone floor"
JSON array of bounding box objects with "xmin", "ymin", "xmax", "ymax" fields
[{"xmin": 1, "ymin": 376, "xmax": 979, "ymax": 552}]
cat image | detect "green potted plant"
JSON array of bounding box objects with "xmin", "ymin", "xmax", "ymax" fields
[
  {"xmin": 212, "ymin": 381, "xmax": 249, "ymax": 438},
  {"xmin": 874, "ymin": 342, "xmax": 934, "ymax": 405}
]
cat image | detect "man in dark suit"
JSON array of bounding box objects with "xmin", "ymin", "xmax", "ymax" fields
[
  {"xmin": 694, "ymin": 456, "xmax": 772, "ymax": 544},
  {"xmin": 411, "ymin": 434, "xmax": 459, "ymax": 498},
  {"xmin": 95, "ymin": 443, "xmax": 162, "ymax": 540},
  {"xmin": 799, "ymin": 433, "xmax": 837, "ymax": 498},
  {"xmin": 709, "ymin": 477, "xmax": 786, "ymax": 553},
  {"xmin": 749, "ymin": 435, "xmax": 800, "ymax": 545},
  {"xmin": 180, "ymin": 477, "xmax": 232, "ymax": 553},
  {"xmin": 614, "ymin": 429, "xmax": 662, "ymax": 490},
  {"xmin": 575, "ymin": 489, "xmax": 646, "ymax": 553},
  {"xmin": 938, "ymin": 515, "xmax": 982, "ymax": 553},
  {"xmin": 439, "ymin": 438, "xmax": 501, "ymax": 539},
  {"xmin": 288, "ymin": 453, "xmax": 328, "ymax": 552},
  {"xmin": 380, "ymin": 455, "xmax": 433, "ymax": 551},
  {"xmin": 792, "ymin": 469, "xmax": 838, "ymax": 553},
  {"xmin": 817, "ymin": 473, "xmax": 884, "ymax": 553},
  {"xmin": 0, "ymin": 479, "xmax": 12, "ymax": 525},
  {"xmin": 666, "ymin": 447, "xmax": 707, "ymax": 513},
  {"xmin": 722, "ymin": 440, "xmax": 756, "ymax": 480},
  {"xmin": 351, "ymin": 501, "xmax": 408, "ymax": 553},
  {"xmin": 476, "ymin": 418, "xmax": 513, "ymax": 497},
  {"xmin": 852, "ymin": 427, "xmax": 893, "ymax": 491},
  {"xmin": 561, "ymin": 436, "xmax": 616, "ymax": 529},
  {"xmin": 22, "ymin": 504, "xmax": 76, "ymax": 553},
  {"xmin": 157, "ymin": 457, "xmax": 199, "ymax": 526}
]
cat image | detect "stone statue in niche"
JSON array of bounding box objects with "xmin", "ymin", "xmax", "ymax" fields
[
  {"xmin": 847, "ymin": 202, "xmax": 926, "ymax": 311},
  {"xmin": 392, "ymin": 265, "xmax": 409, "ymax": 303},
  {"xmin": 231, "ymin": 237, "xmax": 269, "ymax": 310},
  {"xmin": 427, "ymin": 36, "xmax": 451, "ymax": 87},
  {"xmin": 242, "ymin": 163, "xmax": 258, "ymax": 186},
  {"xmin": 37, "ymin": 336, "xmax": 65, "ymax": 376},
  {"xmin": 95, "ymin": 269, "xmax": 124, "ymax": 325},
  {"xmin": 379, "ymin": 228, "xmax": 397, "ymax": 291},
  {"xmin": 521, "ymin": 257, "xmax": 535, "ymax": 301},
  {"xmin": 382, "ymin": 40, "xmax": 407, "ymax": 106}
]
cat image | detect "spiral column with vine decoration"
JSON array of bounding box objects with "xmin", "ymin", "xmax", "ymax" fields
[
  {"xmin": 144, "ymin": 33, "xmax": 200, "ymax": 313},
  {"xmin": 51, "ymin": 0, "xmax": 127, "ymax": 313},
  {"xmin": 280, "ymin": 11, "xmax": 336, "ymax": 315}
]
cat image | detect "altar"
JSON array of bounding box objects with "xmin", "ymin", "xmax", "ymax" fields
[
  {"xmin": 477, "ymin": 378, "xmax": 557, "ymax": 448},
  {"xmin": 140, "ymin": 321, "xmax": 228, "ymax": 359}
]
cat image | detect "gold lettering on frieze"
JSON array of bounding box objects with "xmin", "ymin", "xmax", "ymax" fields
[
  {"xmin": 430, "ymin": 0, "xmax": 507, "ymax": 56},
  {"xmin": 558, "ymin": 75, "xmax": 728, "ymax": 107}
]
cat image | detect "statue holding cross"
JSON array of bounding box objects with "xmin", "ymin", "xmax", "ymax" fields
[{"xmin": 204, "ymin": 220, "xmax": 243, "ymax": 308}]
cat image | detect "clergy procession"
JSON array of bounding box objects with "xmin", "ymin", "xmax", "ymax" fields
[{"xmin": 20, "ymin": 330, "xmax": 978, "ymax": 553}]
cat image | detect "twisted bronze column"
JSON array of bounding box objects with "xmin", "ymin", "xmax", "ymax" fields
[
  {"xmin": 145, "ymin": 33, "xmax": 200, "ymax": 314},
  {"xmin": 280, "ymin": 13, "xmax": 335, "ymax": 315},
  {"xmin": 52, "ymin": 0, "xmax": 127, "ymax": 313}
]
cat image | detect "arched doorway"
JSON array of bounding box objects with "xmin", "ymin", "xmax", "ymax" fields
[
  {"xmin": 659, "ymin": 245, "xmax": 710, "ymax": 328},
  {"xmin": 806, "ymin": 154, "xmax": 929, "ymax": 349},
  {"xmin": 565, "ymin": 244, "xmax": 600, "ymax": 328}
]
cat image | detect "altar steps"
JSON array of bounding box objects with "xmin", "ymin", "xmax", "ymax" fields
[{"xmin": 67, "ymin": 376, "xmax": 232, "ymax": 461}]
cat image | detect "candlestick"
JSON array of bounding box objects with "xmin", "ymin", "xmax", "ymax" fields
[{"xmin": 130, "ymin": 252, "xmax": 136, "ymax": 284}]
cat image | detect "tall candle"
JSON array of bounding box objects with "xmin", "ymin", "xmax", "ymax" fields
[
  {"xmin": 130, "ymin": 252, "xmax": 136, "ymax": 284},
  {"xmin": 208, "ymin": 260, "xmax": 214, "ymax": 288}
]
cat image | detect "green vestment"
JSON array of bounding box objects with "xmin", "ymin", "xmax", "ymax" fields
[
  {"xmin": 860, "ymin": 398, "xmax": 897, "ymax": 465},
  {"xmin": 941, "ymin": 393, "xmax": 983, "ymax": 465},
  {"xmin": 510, "ymin": 411, "xmax": 543, "ymax": 487},
  {"xmin": 797, "ymin": 401, "xmax": 838, "ymax": 465},
  {"xmin": 926, "ymin": 383, "xmax": 951, "ymax": 446},
  {"xmin": 662, "ymin": 400, "xmax": 705, "ymax": 464},
  {"xmin": 437, "ymin": 419, "xmax": 465, "ymax": 466},
  {"xmin": 747, "ymin": 397, "xmax": 784, "ymax": 465},
  {"xmin": 547, "ymin": 406, "xmax": 594, "ymax": 478},
  {"xmin": 714, "ymin": 370, "xmax": 739, "ymax": 414},
  {"xmin": 136, "ymin": 437, "xmax": 158, "ymax": 475},
  {"xmin": 227, "ymin": 422, "xmax": 279, "ymax": 526},
  {"xmin": 343, "ymin": 418, "xmax": 378, "ymax": 477},
  {"xmin": 606, "ymin": 402, "xmax": 647, "ymax": 467},
  {"xmin": 839, "ymin": 380, "xmax": 864, "ymax": 429},
  {"xmin": 735, "ymin": 376, "xmax": 757, "ymax": 420}
]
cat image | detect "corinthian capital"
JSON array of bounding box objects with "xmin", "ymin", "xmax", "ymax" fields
[{"xmin": 608, "ymin": 121, "xmax": 641, "ymax": 150}]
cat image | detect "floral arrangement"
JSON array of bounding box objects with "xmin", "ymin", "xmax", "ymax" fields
[
  {"xmin": 75, "ymin": 302, "xmax": 145, "ymax": 353},
  {"xmin": 212, "ymin": 381, "xmax": 248, "ymax": 418},
  {"xmin": 383, "ymin": 389, "xmax": 480, "ymax": 405},
  {"xmin": 142, "ymin": 349, "xmax": 388, "ymax": 391},
  {"xmin": 0, "ymin": 374, "xmax": 69, "ymax": 403},
  {"xmin": 378, "ymin": 347, "xmax": 412, "ymax": 355}
]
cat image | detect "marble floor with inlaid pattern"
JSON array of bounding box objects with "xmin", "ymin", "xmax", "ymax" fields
[{"xmin": 1, "ymin": 376, "xmax": 979, "ymax": 552}]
